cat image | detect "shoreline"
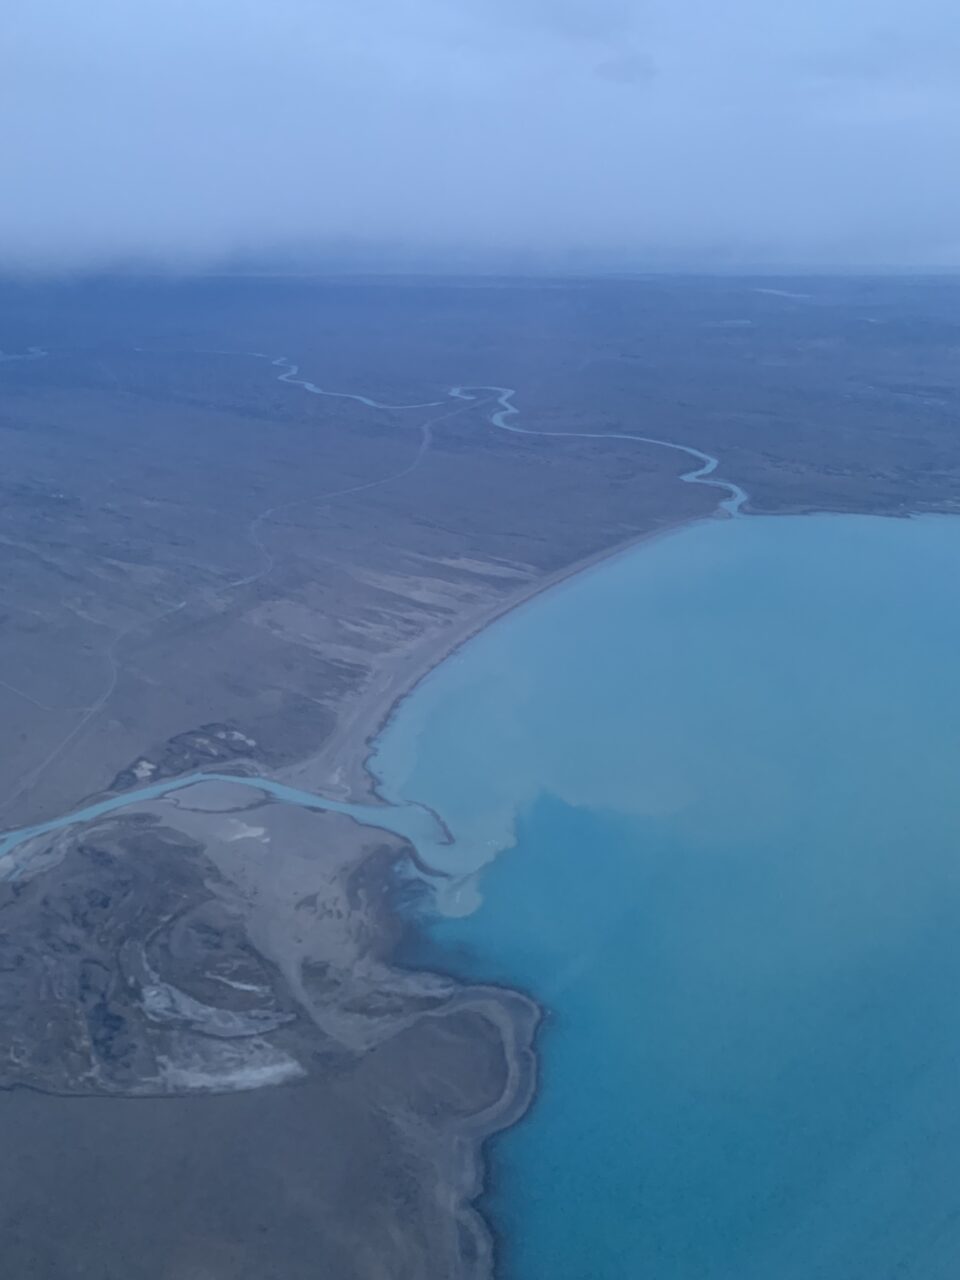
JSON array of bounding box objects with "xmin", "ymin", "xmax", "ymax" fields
[
  {"xmin": 430, "ymin": 984, "xmax": 542, "ymax": 1279},
  {"xmin": 283, "ymin": 498, "xmax": 938, "ymax": 816},
  {"xmin": 387, "ymin": 866, "xmax": 547, "ymax": 1279},
  {"xmin": 279, "ymin": 505, "xmax": 731, "ymax": 811}
]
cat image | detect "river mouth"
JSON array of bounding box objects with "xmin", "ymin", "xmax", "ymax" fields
[{"xmin": 372, "ymin": 510, "xmax": 960, "ymax": 1279}]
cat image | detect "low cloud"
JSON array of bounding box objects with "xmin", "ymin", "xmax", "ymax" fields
[{"xmin": 2, "ymin": 0, "xmax": 960, "ymax": 272}]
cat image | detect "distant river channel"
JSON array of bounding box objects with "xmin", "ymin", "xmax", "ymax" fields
[{"xmin": 372, "ymin": 512, "xmax": 960, "ymax": 1280}]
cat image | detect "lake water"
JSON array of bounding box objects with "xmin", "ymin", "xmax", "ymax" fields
[{"xmin": 371, "ymin": 513, "xmax": 960, "ymax": 1279}]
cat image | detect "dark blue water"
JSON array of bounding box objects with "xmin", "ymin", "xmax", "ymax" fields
[{"xmin": 373, "ymin": 514, "xmax": 960, "ymax": 1279}]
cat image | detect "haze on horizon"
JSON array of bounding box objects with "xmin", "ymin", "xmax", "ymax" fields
[{"xmin": 3, "ymin": 0, "xmax": 960, "ymax": 275}]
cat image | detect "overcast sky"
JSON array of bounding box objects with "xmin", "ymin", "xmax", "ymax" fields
[{"xmin": 3, "ymin": 0, "xmax": 960, "ymax": 272}]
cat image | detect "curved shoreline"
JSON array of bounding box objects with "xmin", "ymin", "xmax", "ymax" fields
[{"xmin": 424, "ymin": 983, "xmax": 542, "ymax": 1279}]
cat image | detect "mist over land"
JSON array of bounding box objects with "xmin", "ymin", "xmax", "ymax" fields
[{"xmin": 5, "ymin": 0, "xmax": 960, "ymax": 274}]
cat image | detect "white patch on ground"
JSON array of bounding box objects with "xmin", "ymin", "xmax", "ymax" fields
[
  {"xmin": 224, "ymin": 819, "xmax": 268, "ymax": 842},
  {"xmin": 141, "ymin": 980, "xmax": 290, "ymax": 1037},
  {"xmin": 435, "ymin": 555, "xmax": 531, "ymax": 579},
  {"xmin": 158, "ymin": 1037, "xmax": 306, "ymax": 1093},
  {"xmin": 214, "ymin": 728, "xmax": 257, "ymax": 748},
  {"xmin": 132, "ymin": 759, "xmax": 157, "ymax": 780},
  {"xmin": 209, "ymin": 974, "xmax": 267, "ymax": 994}
]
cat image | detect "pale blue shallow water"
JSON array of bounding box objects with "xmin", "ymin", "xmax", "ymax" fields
[
  {"xmin": 371, "ymin": 513, "xmax": 960, "ymax": 1280},
  {"xmin": 0, "ymin": 772, "xmax": 445, "ymax": 876}
]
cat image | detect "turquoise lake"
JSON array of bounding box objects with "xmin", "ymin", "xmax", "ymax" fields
[{"xmin": 371, "ymin": 513, "xmax": 960, "ymax": 1279}]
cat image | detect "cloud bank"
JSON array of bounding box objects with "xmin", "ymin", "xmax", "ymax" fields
[{"xmin": 3, "ymin": 0, "xmax": 960, "ymax": 271}]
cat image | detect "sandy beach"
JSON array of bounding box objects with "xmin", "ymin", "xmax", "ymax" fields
[{"xmin": 281, "ymin": 506, "xmax": 716, "ymax": 809}]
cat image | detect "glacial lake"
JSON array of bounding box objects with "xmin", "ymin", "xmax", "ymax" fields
[{"xmin": 371, "ymin": 512, "xmax": 960, "ymax": 1279}]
